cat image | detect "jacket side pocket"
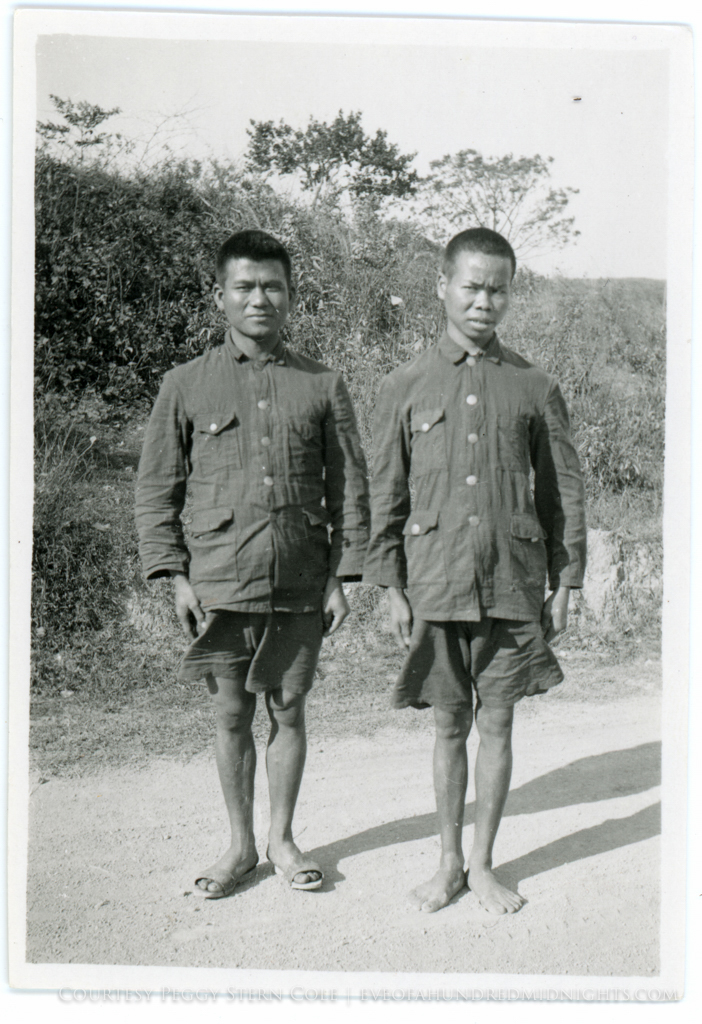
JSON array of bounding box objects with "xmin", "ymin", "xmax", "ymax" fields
[
  {"xmin": 403, "ymin": 509, "xmax": 446, "ymax": 584},
  {"xmin": 187, "ymin": 507, "xmax": 238, "ymax": 583}
]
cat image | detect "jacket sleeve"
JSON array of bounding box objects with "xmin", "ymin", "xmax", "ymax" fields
[
  {"xmin": 322, "ymin": 373, "xmax": 370, "ymax": 580},
  {"xmin": 134, "ymin": 373, "xmax": 192, "ymax": 580},
  {"xmin": 362, "ymin": 374, "xmax": 412, "ymax": 589},
  {"xmin": 531, "ymin": 381, "xmax": 587, "ymax": 590}
]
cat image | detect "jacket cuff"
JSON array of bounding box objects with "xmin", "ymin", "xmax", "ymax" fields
[
  {"xmin": 329, "ymin": 531, "xmax": 369, "ymax": 578},
  {"xmin": 362, "ymin": 562, "xmax": 407, "ymax": 590},
  {"xmin": 549, "ymin": 565, "xmax": 584, "ymax": 590},
  {"xmin": 144, "ymin": 556, "xmax": 190, "ymax": 581}
]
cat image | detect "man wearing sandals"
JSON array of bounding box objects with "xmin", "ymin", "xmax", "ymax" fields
[
  {"xmin": 364, "ymin": 228, "xmax": 586, "ymax": 915},
  {"xmin": 136, "ymin": 230, "xmax": 369, "ymax": 897}
]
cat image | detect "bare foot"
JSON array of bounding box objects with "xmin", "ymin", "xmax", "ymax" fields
[
  {"xmin": 467, "ymin": 864, "xmax": 524, "ymax": 914},
  {"xmin": 409, "ymin": 865, "xmax": 466, "ymax": 914},
  {"xmin": 195, "ymin": 847, "xmax": 258, "ymax": 897},
  {"xmin": 266, "ymin": 839, "xmax": 322, "ymax": 888}
]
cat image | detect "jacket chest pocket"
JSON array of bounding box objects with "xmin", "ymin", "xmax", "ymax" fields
[
  {"xmin": 497, "ymin": 415, "xmax": 530, "ymax": 473},
  {"xmin": 410, "ymin": 408, "xmax": 447, "ymax": 475},
  {"xmin": 192, "ymin": 412, "xmax": 242, "ymax": 474}
]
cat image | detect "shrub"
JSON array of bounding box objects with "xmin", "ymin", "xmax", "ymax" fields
[{"xmin": 32, "ymin": 138, "xmax": 666, "ymax": 696}]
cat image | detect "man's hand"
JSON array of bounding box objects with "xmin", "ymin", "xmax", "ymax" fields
[
  {"xmin": 388, "ymin": 587, "xmax": 413, "ymax": 652},
  {"xmin": 322, "ymin": 576, "xmax": 350, "ymax": 637},
  {"xmin": 171, "ymin": 572, "xmax": 206, "ymax": 639},
  {"xmin": 541, "ymin": 585, "xmax": 571, "ymax": 643}
]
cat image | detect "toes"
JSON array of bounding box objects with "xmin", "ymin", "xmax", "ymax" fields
[
  {"xmin": 196, "ymin": 878, "xmax": 221, "ymax": 893},
  {"xmin": 408, "ymin": 888, "xmax": 428, "ymax": 909},
  {"xmin": 420, "ymin": 897, "xmax": 446, "ymax": 914},
  {"xmin": 480, "ymin": 898, "xmax": 508, "ymax": 915},
  {"xmin": 293, "ymin": 871, "xmax": 320, "ymax": 885},
  {"xmin": 477, "ymin": 891, "xmax": 523, "ymax": 915}
]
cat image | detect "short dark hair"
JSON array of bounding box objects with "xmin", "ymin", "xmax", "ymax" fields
[
  {"xmin": 442, "ymin": 228, "xmax": 516, "ymax": 279},
  {"xmin": 215, "ymin": 230, "xmax": 293, "ymax": 289}
]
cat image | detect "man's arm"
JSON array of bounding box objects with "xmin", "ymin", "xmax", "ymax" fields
[
  {"xmin": 388, "ymin": 586, "xmax": 413, "ymax": 652},
  {"xmin": 362, "ymin": 375, "xmax": 412, "ymax": 589},
  {"xmin": 321, "ymin": 576, "xmax": 350, "ymax": 637},
  {"xmin": 322, "ymin": 373, "xmax": 370, "ymax": 583},
  {"xmin": 135, "ymin": 373, "xmax": 192, "ymax": 579},
  {"xmin": 541, "ymin": 585, "xmax": 570, "ymax": 642},
  {"xmin": 531, "ymin": 381, "xmax": 587, "ymax": 593},
  {"xmin": 170, "ymin": 571, "xmax": 205, "ymax": 640}
]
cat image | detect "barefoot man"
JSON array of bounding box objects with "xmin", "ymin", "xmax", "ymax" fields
[
  {"xmin": 136, "ymin": 230, "xmax": 369, "ymax": 897},
  {"xmin": 363, "ymin": 228, "xmax": 586, "ymax": 914}
]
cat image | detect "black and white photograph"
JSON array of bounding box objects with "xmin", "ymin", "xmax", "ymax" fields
[{"xmin": 7, "ymin": 0, "xmax": 696, "ymax": 1006}]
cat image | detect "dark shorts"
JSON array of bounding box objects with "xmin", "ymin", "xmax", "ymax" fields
[
  {"xmin": 393, "ymin": 617, "xmax": 564, "ymax": 712},
  {"xmin": 178, "ymin": 610, "xmax": 324, "ymax": 694}
]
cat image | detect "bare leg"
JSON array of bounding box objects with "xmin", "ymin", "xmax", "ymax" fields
[
  {"xmin": 265, "ymin": 688, "xmax": 321, "ymax": 887},
  {"xmin": 467, "ymin": 703, "xmax": 524, "ymax": 914},
  {"xmin": 195, "ymin": 675, "xmax": 258, "ymax": 895},
  {"xmin": 409, "ymin": 706, "xmax": 471, "ymax": 913}
]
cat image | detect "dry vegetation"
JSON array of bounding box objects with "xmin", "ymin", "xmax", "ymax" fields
[{"xmin": 30, "ymin": 125, "xmax": 665, "ymax": 776}]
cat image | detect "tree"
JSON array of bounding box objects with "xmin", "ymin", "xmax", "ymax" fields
[
  {"xmin": 421, "ymin": 150, "xmax": 579, "ymax": 259},
  {"xmin": 245, "ymin": 110, "xmax": 419, "ymax": 207},
  {"xmin": 37, "ymin": 95, "xmax": 122, "ymax": 161}
]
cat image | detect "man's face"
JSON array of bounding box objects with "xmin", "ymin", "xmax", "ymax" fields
[
  {"xmin": 213, "ymin": 257, "xmax": 293, "ymax": 346},
  {"xmin": 437, "ymin": 250, "xmax": 513, "ymax": 350}
]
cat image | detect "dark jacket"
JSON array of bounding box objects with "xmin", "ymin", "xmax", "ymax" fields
[
  {"xmin": 135, "ymin": 334, "xmax": 370, "ymax": 613},
  {"xmin": 363, "ymin": 332, "xmax": 586, "ymax": 621}
]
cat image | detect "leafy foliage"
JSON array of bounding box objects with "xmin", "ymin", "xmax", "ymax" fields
[
  {"xmin": 246, "ymin": 110, "xmax": 420, "ymax": 207},
  {"xmin": 33, "ymin": 99, "xmax": 664, "ymax": 680},
  {"xmin": 421, "ymin": 150, "xmax": 580, "ymax": 258},
  {"xmin": 37, "ymin": 94, "xmax": 122, "ymax": 156}
]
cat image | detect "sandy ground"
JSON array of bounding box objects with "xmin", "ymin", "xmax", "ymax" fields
[{"xmin": 25, "ymin": 686, "xmax": 660, "ymax": 978}]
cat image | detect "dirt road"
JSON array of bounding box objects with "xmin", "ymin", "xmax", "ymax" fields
[{"xmin": 25, "ymin": 674, "xmax": 661, "ymax": 979}]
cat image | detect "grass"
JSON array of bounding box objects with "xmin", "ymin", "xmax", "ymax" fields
[
  {"xmin": 29, "ymin": 273, "xmax": 666, "ymax": 777},
  {"xmin": 29, "ymin": 634, "xmax": 662, "ymax": 780}
]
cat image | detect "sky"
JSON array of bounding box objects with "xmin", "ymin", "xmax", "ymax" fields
[{"xmin": 30, "ymin": 14, "xmax": 677, "ymax": 279}]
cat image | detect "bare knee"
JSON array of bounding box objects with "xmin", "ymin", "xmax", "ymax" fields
[
  {"xmin": 266, "ymin": 689, "xmax": 306, "ymax": 730},
  {"xmin": 434, "ymin": 706, "xmax": 472, "ymax": 743},
  {"xmin": 475, "ymin": 704, "xmax": 514, "ymax": 747},
  {"xmin": 208, "ymin": 677, "xmax": 256, "ymax": 733}
]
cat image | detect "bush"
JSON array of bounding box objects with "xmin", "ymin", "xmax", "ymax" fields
[{"xmin": 32, "ymin": 138, "xmax": 666, "ymax": 696}]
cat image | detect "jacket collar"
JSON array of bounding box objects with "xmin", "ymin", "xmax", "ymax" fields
[
  {"xmin": 225, "ymin": 329, "xmax": 286, "ymax": 365},
  {"xmin": 438, "ymin": 330, "xmax": 502, "ymax": 365}
]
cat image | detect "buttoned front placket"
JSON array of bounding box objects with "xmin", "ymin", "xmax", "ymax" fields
[
  {"xmin": 253, "ymin": 361, "xmax": 275, "ymax": 499},
  {"xmin": 251, "ymin": 355, "xmax": 277, "ymax": 598},
  {"xmin": 462, "ymin": 351, "xmax": 484, "ymax": 530}
]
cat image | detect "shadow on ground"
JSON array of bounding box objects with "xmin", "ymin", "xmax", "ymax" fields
[{"xmin": 311, "ymin": 742, "xmax": 661, "ymax": 884}]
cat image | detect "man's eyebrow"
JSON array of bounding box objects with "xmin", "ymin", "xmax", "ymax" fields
[{"xmin": 232, "ymin": 276, "xmax": 285, "ymax": 285}]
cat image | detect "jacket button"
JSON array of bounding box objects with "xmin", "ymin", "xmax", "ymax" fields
[
  {"xmin": 257, "ymin": 399, "xmax": 269, "ymax": 410},
  {"xmin": 469, "ymin": 516, "xmax": 480, "ymax": 526},
  {"xmin": 466, "ymin": 475, "xmax": 477, "ymax": 486},
  {"xmin": 466, "ymin": 395, "xmax": 478, "ymax": 405},
  {"xmin": 263, "ymin": 476, "xmax": 274, "ymax": 486},
  {"xmin": 468, "ymin": 433, "xmax": 479, "ymax": 443},
  {"xmin": 411, "ymin": 524, "xmax": 421, "ymax": 534},
  {"xmin": 261, "ymin": 436, "xmax": 271, "ymax": 446},
  {"xmin": 531, "ymin": 537, "xmax": 539, "ymax": 543},
  {"xmin": 467, "ymin": 356, "xmax": 477, "ymax": 367},
  {"xmin": 210, "ymin": 423, "xmax": 218, "ymax": 432},
  {"xmin": 421, "ymin": 422, "xmax": 430, "ymax": 432}
]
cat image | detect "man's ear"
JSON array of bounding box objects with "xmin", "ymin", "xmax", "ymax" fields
[
  {"xmin": 288, "ymin": 284, "xmax": 298, "ymax": 308},
  {"xmin": 436, "ymin": 271, "xmax": 447, "ymax": 301},
  {"xmin": 212, "ymin": 281, "xmax": 224, "ymax": 311}
]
